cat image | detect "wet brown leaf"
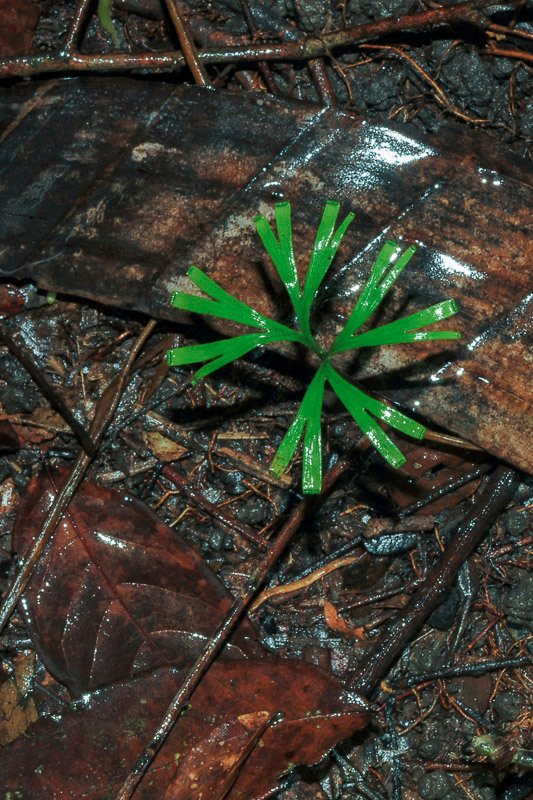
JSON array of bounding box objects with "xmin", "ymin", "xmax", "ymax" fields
[
  {"xmin": 0, "ymin": 282, "xmax": 31, "ymax": 317},
  {"xmin": 0, "ymin": 652, "xmax": 38, "ymax": 746},
  {"xmin": 0, "ymin": 662, "xmax": 367, "ymax": 799},
  {"xmin": 0, "ymin": 0, "xmax": 39, "ymax": 57},
  {"xmin": 143, "ymin": 430, "xmax": 188, "ymax": 462},
  {"xmin": 12, "ymin": 468, "xmax": 261, "ymax": 696},
  {"xmin": 0, "ymin": 80, "xmax": 530, "ymax": 471},
  {"xmin": 7, "ymin": 470, "xmax": 368, "ymax": 795}
]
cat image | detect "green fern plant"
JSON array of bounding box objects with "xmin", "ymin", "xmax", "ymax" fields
[{"xmin": 167, "ymin": 201, "xmax": 461, "ymax": 494}]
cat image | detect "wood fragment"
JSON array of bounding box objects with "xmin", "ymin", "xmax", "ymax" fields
[{"xmin": 352, "ymin": 465, "xmax": 520, "ymax": 696}]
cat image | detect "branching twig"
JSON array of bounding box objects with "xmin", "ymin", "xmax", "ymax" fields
[{"xmin": 0, "ymin": 0, "xmax": 516, "ymax": 80}]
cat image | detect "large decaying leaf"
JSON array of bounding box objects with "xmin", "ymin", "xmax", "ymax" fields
[
  {"xmin": 0, "ymin": 663, "xmax": 367, "ymax": 799},
  {"xmin": 0, "ymin": 79, "xmax": 531, "ymax": 469},
  {"xmin": 2, "ymin": 470, "xmax": 368, "ymax": 798},
  {"xmin": 12, "ymin": 469, "xmax": 261, "ymax": 695}
]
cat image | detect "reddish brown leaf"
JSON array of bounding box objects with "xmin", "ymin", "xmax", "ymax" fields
[
  {"xmin": 12, "ymin": 468, "xmax": 261, "ymax": 696},
  {"xmin": 0, "ymin": 419, "xmax": 20, "ymax": 452},
  {"xmin": 0, "ymin": 0, "xmax": 39, "ymax": 57},
  {"xmin": 0, "ymin": 282, "xmax": 31, "ymax": 317},
  {"xmin": 0, "ymin": 662, "xmax": 368, "ymax": 799},
  {"xmin": 8, "ymin": 470, "xmax": 368, "ymax": 797}
]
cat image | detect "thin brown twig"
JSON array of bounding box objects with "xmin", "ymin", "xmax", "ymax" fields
[
  {"xmin": 239, "ymin": 0, "xmax": 279, "ymax": 95},
  {"xmin": 114, "ymin": 458, "xmax": 353, "ymax": 800},
  {"xmin": 485, "ymin": 45, "xmax": 533, "ymax": 63},
  {"xmin": 164, "ymin": 0, "xmax": 210, "ymax": 85},
  {"xmin": 359, "ymin": 43, "xmax": 489, "ymax": 124},
  {"xmin": 0, "ymin": 325, "xmax": 95, "ymax": 455},
  {"xmin": 488, "ymin": 22, "xmax": 533, "ymax": 42},
  {"xmin": 397, "ymin": 463, "xmax": 491, "ymax": 519},
  {"xmin": 0, "ymin": 319, "xmax": 157, "ymax": 636},
  {"xmin": 308, "ymin": 58, "xmax": 337, "ymax": 105},
  {"xmin": 63, "ymin": 0, "xmax": 93, "ymax": 55},
  {"xmin": 0, "ymin": 0, "xmax": 514, "ymax": 80}
]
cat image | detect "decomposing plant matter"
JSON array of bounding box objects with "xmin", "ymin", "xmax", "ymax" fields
[{"xmin": 167, "ymin": 201, "xmax": 461, "ymax": 493}]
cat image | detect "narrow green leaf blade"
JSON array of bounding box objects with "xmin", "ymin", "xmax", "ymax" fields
[
  {"xmin": 301, "ymin": 371, "xmax": 326, "ymax": 494},
  {"xmin": 363, "ymin": 394, "xmax": 425, "ymax": 440},
  {"xmin": 170, "ymin": 292, "xmax": 250, "ymax": 327},
  {"xmin": 167, "ymin": 339, "xmax": 229, "ymax": 367},
  {"xmin": 326, "ymin": 365, "xmax": 406, "ymax": 468},
  {"xmin": 340, "ymin": 299, "xmax": 460, "ymax": 350},
  {"xmin": 270, "ymin": 411, "xmax": 307, "ymax": 478},
  {"xmin": 190, "ymin": 341, "xmax": 258, "ymax": 384},
  {"xmin": 364, "ymin": 416, "xmax": 407, "ymax": 469},
  {"xmin": 376, "ymin": 244, "xmax": 417, "ymax": 298},
  {"xmin": 270, "ymin": 364, "xmax": 328, "ymax": 489},
  {"xmin": 167, "ymin": 333, "xmax": 263, "ymax": 383},
  {"xmin": 330, "ymin": 240, "xmax": 401, "ymax": 352},
  {"xmin": 302, "ymin": 202, "xmax": 355, "ymax": 324},
  {"xmin": 348, "ymin": 243, "xmax": 417, "ymax": 337},
  {"xmin": 171, "ymin": 267, "xmax": 270, "ymax": 330},
  {"xmin": 254, "ymin": 202, "xmax": 301, "ymax": 316},
  {"xmin": 187, "ymin": 266, "xmax": 265, "ymax": 325}
]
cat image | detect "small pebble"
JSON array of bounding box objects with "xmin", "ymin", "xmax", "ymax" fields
[
  {"xmin": 428, "ymin": 587, "xmax": 460, "ymax": 630},
  {"xmin": 408, "ymin": 632, "xmax": 448, "ymax": 674},
  {"xmin": 505, "ymin": 571, "xmax": 533, "ymax": 631},
  {"xmin": 296, "ymin": 0, "xmax": 327, "ymax": 32},
  {"xmin": 354, "ymin": 0, "xmax": 416, "ymax": 19},
  {"xmin": 419, "ymin": 771, "xmax": 456, "ymax": 800},
  {"xmin": 493, "ymin": 690, "xmax": 524, "ymax": 723},
  {"xmin": 235, "ymin": 496, "xmax": 266, "ymax": 525},
  {"xmin": 502, "ymin": 511, "xmax": 529, "ymax": 537}
]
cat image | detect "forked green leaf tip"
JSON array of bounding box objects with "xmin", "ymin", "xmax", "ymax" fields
[{"xmin": 390, "ymin": 452, "xmax": 407, "ymax": 469}]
